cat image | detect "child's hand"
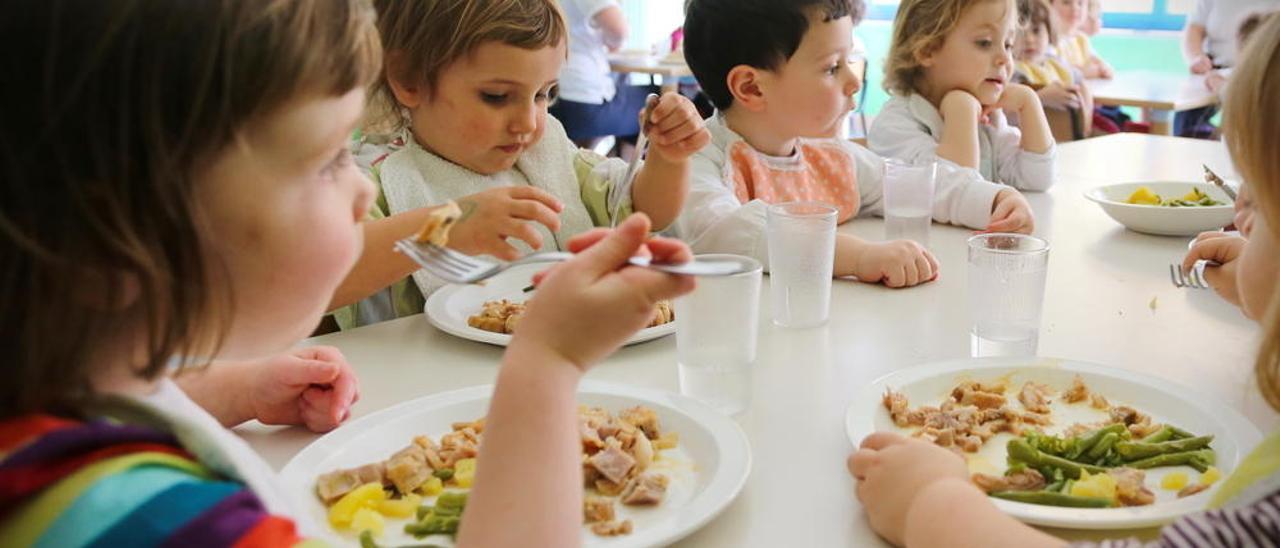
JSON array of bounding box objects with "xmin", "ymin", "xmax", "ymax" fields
[
  {"xmin": 848, "ymin": 432, "xmax": 971, "ymax": 546},
  {"xmin": 1204, "ymin": 71, "xmax": 1228, "ymax": 94},
  {"xmin": 448, "ymin": 187, "xmax": 565, "ymax": 261},
  {"xmin": 245, "ymin": 346, "xmax": 360, "ymax": 433},
  {"xmin": 988, "ymin": 189, "xmax": 1035, "ymax": 233},
  {"xmin": 1096, "ymin": 61, "xmax": 1115, "ymax": 79},
  {"xmin": 852, "ymin": 240, "xmax": 939, "ymax": 288},
  {"xmin": 1189, "ymin": 54, "xmax": 1214, "ymax": 74},
  {"xmin": 1036, "ymin": 83, "xmax": 1081, "ymax": 110},
  {"xmin": 994, "ymin": 83, "xmax": 1039, "ymax": 114},
  {"xmin": 940, "ymin": 89, "xmax": 983, "ymax": 121},
  {"xmin": 512, "ymin": 214, "xmax": 696, "ymax": 371},
  {"xmin": 643, "ymin": 92, "xmax": 711, "ymax": 163},
  {"xmin": 1184, "ymin": 232, "xmax": 1246, "ymax": 306}
]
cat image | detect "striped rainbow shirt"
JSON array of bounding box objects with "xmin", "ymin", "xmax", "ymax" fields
[{"xmin": 0, "ymin": 414, "xmax": 319, "ymax": 547}]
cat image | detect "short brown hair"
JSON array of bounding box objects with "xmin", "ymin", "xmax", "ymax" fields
[
  {"xmin": 884, "ymin": 0, "xmax": 1016, "ymax": 95},
  {"xmin": 0, "ymin": 0, "xmax": 380, "ymax": 418},
  {"xmin": 1019, "ymin": 0, "xmax": 1059, "ymax": 46},
  {"xmin": 368, "ymin": 0, "xmax": 566, "ymax": 131},
  {"xmin": 1222, "ymin": 14, "xmax": 1280, "ymax": 412}
]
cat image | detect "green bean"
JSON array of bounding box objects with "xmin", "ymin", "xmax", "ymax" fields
[
  {"xmin": 437, "ymin": 491, "xmax": 468, "ymax": 509},
  {"xmin": 1045, "ymin": 479, "xmax": 1065, "ymax": 493},
  {"xmin": 990, "ymin": 490, "xmax": 1113, "ymax": 508},
  {"xmin": 1086, "ymin": 432, "xmax": 1121, "ymax": 461},
  {"xmin": 1128, "ymin": 449, "xmax": 1216, "ymax": 470},
  {"xmin": 405, "ymin": 515, "xmax": 461, "ymax": 537},
  {"xmin": 1116, "ymin": 436, "xmax": 1214, "ymax": 461},
  {"xmin": 1008, "ymin": 439, "xmax": 1106, "ymax": 479},
  {"xmin": 1070, "ymin": 424, "xmax": 1126, "ymax": 459},
  {"xmin": 432, "ymin": 468, "xmax": 455, "ymax": 481},
  {"xmin": 360, "ymin": 530, "xmax": 380, "ymax": 548},
  {"xmin": 1168, "ymin": 426, "xmax": 1197, "ymax": 440},
  {"xmin": 416, "ymin": 505, "xmax": 433, "ymax": 521},
  {"xmin": 1061, "ymin": 479, "xmax": 1076, "ymax": 494},
  {"xmin": 1141, "ymin": 426, "xmax": 1174, "ymax": 444}
]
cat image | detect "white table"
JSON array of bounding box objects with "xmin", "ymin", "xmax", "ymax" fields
[
  {"xmin": 608, "ymin": 51, "xmax": 692, "ymax": 93},
  {"xmin": 241, "ymin": 134, "xmax": 1271, "ymax": 546},
  {"xmin": 1087, "ymin": 71, "xmax": 1218, "ymax": 136}
]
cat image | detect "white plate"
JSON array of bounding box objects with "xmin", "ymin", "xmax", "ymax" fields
[
  {"xmin": 1085, "ymin": 181, "xmax": 1234, "ymax": 236},
  {"xmin": 844, "ymin": 356, "xmax": 1262, "ymax": 530},
  {"xmin": 282, "ymin": 381, "xmax": 752, "ymax": 547},
  {"xmin": 424, "ymin": 263, "xmax": 676, "ymax": 347}
]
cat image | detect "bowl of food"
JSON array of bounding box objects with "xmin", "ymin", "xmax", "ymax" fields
[{"xmin": 1084, "ymin": 182, "xmax": 1233, "ymax": 236}]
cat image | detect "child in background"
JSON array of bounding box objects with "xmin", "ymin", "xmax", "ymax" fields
[
  {"xmin": 870, "ymin": 0, "xmax": 1057, "ymax": 191},
  {"xmin": 850, "ymin": 16, "xmax": 1280, "ymax": 546},
  {"xmin": 0, "ymin": 0, "xmax": 696, "ymax": 545},
  {"xmin": 1052, "ymin": 0, "xmax": 1115, "ymax": 79},
  {"xmin": 1081, "ymin": 0, "xmax": 1104, "ymax": 36},
  {"xmin": 344, "ymin": 0, "xmax": 709, "ymax": 317},
  {"xmin": 1205, "ymin": 10, "xmax": 1279, "ymax": 94},
  {"xmin": 1014, "ymin": 0, "xmax": 1110, "ymax": 134},
  {"xmin": 679, "ymin": 0, "xmax": 1034, "ymax": 288}
]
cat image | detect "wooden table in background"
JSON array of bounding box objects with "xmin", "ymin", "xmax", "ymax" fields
[
  {"xmin": 608, "ymin": 50, "xmax": 692, "ymax": 93},
  {"xmin": 1088, "ymin": 70, "xmax": 1218, "ymax": 136}
]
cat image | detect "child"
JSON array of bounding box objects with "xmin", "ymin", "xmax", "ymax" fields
[
  {"xmin": 677, "ymin": 0, "xmax": 1035, "ymax": 288},
  {"xmin": 850, "ymin": 16, "xmax": 1280, "ymax": 546},
  {"xmin": 352, "ymin": 0, "xmax": 709, "ymax": 306},
  {"xmin": 870, "ymin": 0, "xmax": 1057, "ymax": 192},
  {"xmin": 1081, "ymin": 0, "xmax": 1103, "ymax": 36},
  {"xmin": 1014, "ymin": 0, "xmax": 1108, "ymax": 134},
  {"xmin": 1052, "ymin": 0, "xmax": 1115, "ymax": 79},
  {"xmin": 0, "ymin": 1, "xmax": 695, "ymax": 546}
]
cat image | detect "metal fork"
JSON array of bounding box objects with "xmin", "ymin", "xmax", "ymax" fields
[
  {"xmin": 395, "ymin": 238, "xmax": 749, "ymax": 284},
  {"xmin": 1202, "ymin": 164, "xmax": 1238, "ymax": 202},
  {"xmin": 610, "ymin": 93, "xmax": 661, "ymax": 227},
  {"xmin": 1169, "ymin": 260, "xmax": 1213, "ymax": 289}
]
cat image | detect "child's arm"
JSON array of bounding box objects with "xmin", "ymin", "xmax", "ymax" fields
[
  {"xmin": 997, "ymin": 84, "xmax": 1053, "ymax": 154},
  {"xmin": 834, "ymin": 234, "xmax": 939, "ymax": 287},
  {"xmin": 850, "ymin": 432, "xmax": 1065, "ymax": 547},
  {"xmin": 457, "ymin": 215, "xmax": 695, "ymax": 547},
  {"xmin": 988, "ymin": 84, "xmax": 1056, "ymax": 191},
  {"xmin": 1183, "ymin": 24, "xmax": 1213, "ymax": 74},
  {"xmin": 936, "ymin": 90, "xmax": 984, "ymax": 169},
  {"xmin": 630, "ymin": 92, "xmax": 711, "ymax": 230},
  {"xmin": 175, "ymin": 346, "xmax": 358, "ymax": 432}
]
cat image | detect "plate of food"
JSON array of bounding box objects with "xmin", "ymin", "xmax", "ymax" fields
[
  {"xmin": 1085, "ymin": 182, "xmax": 1234, "ymax": 236},
  {"xmin": 844, "ymin": 357, "xmax": 1262, "ymax": 529},
  {"xmin": 281, "ymin": 381, "xmax": 751, "ymax": 547},
  {"xmin": 424, "ymin": 262, "xmax": 677, "ymax": 347}
]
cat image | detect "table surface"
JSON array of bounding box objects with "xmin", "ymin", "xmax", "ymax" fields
[
  {"xmin": 241, "ymin": 133, "xmax": 1270, "ymax": 547},
  {"xmin": 1087, "ymin": 70, "xmax": 1218, "ymax": 113},
  {"xmin": 608, "ymin": 51, "xmax": 692, "ymax": 77}
]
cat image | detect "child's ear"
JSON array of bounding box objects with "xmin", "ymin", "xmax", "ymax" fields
[
  {"xmin": 915, "ymin": 46, "xmax": 937, "ymax": 68},
  {"xmin": 385, "ymin": 52, "xmax": 425, "ymax": 109},
  {"xmin": 726, "ymin": 65, "xmax": 767, "ymax": 112}
]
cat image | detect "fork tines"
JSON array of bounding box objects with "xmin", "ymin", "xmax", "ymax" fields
[
  {"xmin": 394, "ymin": 239, "xmax": 486, "ymax": 284},
  {"xmin": 1169, "ymin": 262, "xmax": 1209, "ymax": 289}
]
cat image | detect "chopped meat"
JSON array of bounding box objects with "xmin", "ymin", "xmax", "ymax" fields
[
  {"xmin": 1110, "ymin": 406, "xmax": 1152, "ymax": 427},
  {"xmin": 1109, "ymin": 468, "xmax": 1156, "ymax": 506},
  {"xmin": 957, "ymin": 434, "xmax": 983, "ymax": 453},
  {"xmin": 952, "ymin": 381, "xmax": 1008, "ymax": 409},
  {"xmin": 620, "ymin": 472, "xmax": 670, "ymax": 505},
  {"xmin": 1090, "ymin": 393, "xmax": 1111, "ymax": 410},
  {"xmin": 413, "ymin": 435, "xmax": 437, "ymax": 450},
  {"xmin": 589, "ymin": 443, "xmax": 637, "ymax": 485},
  {"xmin": 1128, "ymin": 422, "xmax": 1163, "ymax": 439},
  {"xmin": 422, "ymin": 445, "xmax": 447, "ymax": 470},
  {"xmin": 972, "ymin": 468, "xmax": 1046, "ymax": 493},
  {"xmin": 590, "ymin": 519, "xmax": 634, "ymax": 536},
  {"xmin": 315, "ymin": 462, "xmax": 386, "ymax": 503},
  {"xmin": 1063, "ymin": 375, "xmax": 1090, "ymax": 403},
  {"xmin": 385, "ymin": 444, "xmax": 432, "ymax": 494},
  {"xmin": 630, "ymin": 430, "xmax": 654, "ymax": 471},
  {"xmin": 451, "ymin": 418, "xmax": 485, "ymax": 433},
  {"xmin": 619, "ymin": 406, "xmax": 662, "ymax": 439},
  {"xmin": 580, "ymin": 418, "xmax": 605, "ymax": 452},
  {"xmin": 594, "ymin": 478, "xmax": 625, "ymax": 496},
  {"xmin": 1018, "ymin": 382, "xmax": 1053, "ymax": 414},
  {"xmin": 413, "ymin": 200, "xmax": 462, "ymax": 245},
  {"xmin": 884, "ymin": 389, "xmax": 912, "ymax": 427},
  {"xmin": 584, "ymin": 496, "xmax": 615, "ymax": 523},
  {"xmin": 1178, "ymin": 484, "xmax": 1211, "ymax": 498}
]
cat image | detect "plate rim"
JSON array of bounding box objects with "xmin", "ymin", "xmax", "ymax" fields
[
  {"xmin": 424, "ymin": 284, "xmax": 677, "ymax": 348},
  {"xmin": 1083, "ymin": 181, "xmax": 1233, "ymax": 211},
  {"xmin": 281, "ymin": 380, "xmax": 752, "ymax": 547},
  {"xmin": 843, "ymin": 356, "xmax": 1264, "ymax": 530}
]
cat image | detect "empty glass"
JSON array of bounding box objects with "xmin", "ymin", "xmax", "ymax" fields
[
  {"xmin": 767, "ymin": 202, "xmax": 838, "ymax": 328},
  {"xmin": 967, "ymin": 234, "xmax": 1051, "ymax": 357},
  {"xmin": 883, "ymin": 159, "xmax": 936, "ymax": 247},
  {"xmin": 675, "ymin": 254, "xmax": 763, "ymax": 416}
]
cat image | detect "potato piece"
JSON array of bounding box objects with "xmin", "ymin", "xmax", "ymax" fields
[
  {"xmin": 328, "ymin": 482, "xmax": 387, "ymax": 528},
  {"xmin": 454, "ymin": 458, "xmax": 477, "ymax": 488}
]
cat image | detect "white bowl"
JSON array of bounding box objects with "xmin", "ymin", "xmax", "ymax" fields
[{"xmin": 1084, "ymin": 181, "xmax": 1234, "ymax": 236}]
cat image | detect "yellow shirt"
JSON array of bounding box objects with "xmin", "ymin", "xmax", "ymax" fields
[
  {"xmin": 1057, "ymin": 33, "xmax": 1094, "ymax": 71},
  {"xmin": 1015, "ymin": 57, "xmax": 1075, "ymax": 87}
]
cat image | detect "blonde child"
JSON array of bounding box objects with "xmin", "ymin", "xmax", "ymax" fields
[
  {"xmin": 1014, "ymin": 0, "xmax": 1103, "ymax": 134},
  {"xmin": 342, "ymin": 0, "xmax": 708, "ymax": 320},
  {"xmin": 850, "ymin": 16, "xmax": 1280, "ymax": 546},
  {"xmin": 0, "ymin": 1, "xmax": 695, "ymax": 546},
  {"xmin": 677, "ymin": 0, "xmax": 1034, "ymax": 288},
  {"xmin": 869, "ymin": 0, "xmax": 1057, "ymax": 192},
  {"xmin": 1052, "ymin": 0, "xmax": 1115, "ymax": 79},
  {"xmin": 1081, "ymin": 0, "xmax": 1104, "ymax": 36}
]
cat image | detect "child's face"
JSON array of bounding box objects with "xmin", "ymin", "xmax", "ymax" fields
[
  {"xmin": 196, "ymin": 89, "xmax": 374, "ymax": 358},
  {"xmin": 1052, "ymin": 0, "xmax": 1086, "ymax": 34},
  {"xmin": 1016, "ymin": 22, "xmax": 1051, "ymax": 62},
  {"xmin": 921, "ymin": 0, "xmax": 1016, "ymax": 106},
  {"xmin": 407, "ymin": 41, "xmax": 565, "ymax": 175},
  {"xmin": 1082, "ymin": 0, "xmax": 1102, "ymax": 35},
  {"xmin": 1238, "ymin": 214, "xmax": 1279, "ymax": 320},
  {"xmin": 757, "ymin": 11, "xmax": 861, "ymax": 139}
]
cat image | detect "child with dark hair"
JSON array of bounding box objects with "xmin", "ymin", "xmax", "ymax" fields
[{"xmin": 676, "ymin": 0, "xmax": 1034, "ymax": 288}]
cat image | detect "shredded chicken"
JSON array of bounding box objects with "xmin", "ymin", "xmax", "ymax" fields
[
  {"xmin": 1109, "ymin": 468, "xmax": 1156, "ymax": 506},
  {"xmin": 584, "ymin": 496, "xmax": 615, "ymax": 523},
  {"xmin": 1018, "ymin": 382, "xmax": 1053, "ymax": 414},
  {"xmin": 1090, "ymin": 393, "xmax": 1111, "ymax": 410},
  {"xmin": 972, "ymin": 468, "xmax": 1047, "ymax": 493},
  {"xmin": 1063, "ymin": 375, "xmax": 1090, "ymax": 403},
  {"xmin": 591, "ymin": 520, "xmax": 634, "ymax": 536},
  {"xmin": 620, "ymin": 472, "xmax": 670, "ymax": 505},
  {"xmin": 1177, "ymin": 483, "xmax": 1211, "ymax": 498}
]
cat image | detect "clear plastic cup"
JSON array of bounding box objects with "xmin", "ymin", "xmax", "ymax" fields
[
  {"xmin": 967, "ymin": 234, "xmax": 1051, "ymax": 357},
  {"xmin": 883, "ymin": 159, "xmax": 936, "ymax": 247},
  {"xmin": 767, "ymin": 202, "xmax": 838, "ymax": 328},
  {"xmin": 675, "ymin": 254, "xmax": 763, "ymax": 416}
]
